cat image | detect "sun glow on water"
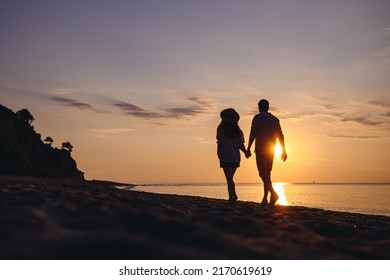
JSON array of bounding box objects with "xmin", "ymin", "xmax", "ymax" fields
[{"xmin": 273, "ymin": 182, "xmax": 288, "ymax": 206}]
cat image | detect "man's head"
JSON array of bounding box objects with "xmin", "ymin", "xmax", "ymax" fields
[{"xmin": 258, "ymin": 99, "xmax": 269, "ymax": 112}]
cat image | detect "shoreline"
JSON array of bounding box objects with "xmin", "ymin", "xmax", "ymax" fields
[
  {"xmin": 1, "ymin": 175, "xmax": 389, "ymax": 259},
  {"xmin": 131, "ymin": 182, "xmax": 390, "ymax": 217}
]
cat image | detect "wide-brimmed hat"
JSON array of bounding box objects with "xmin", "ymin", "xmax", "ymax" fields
[{"xmin": 220, "ymin": 108, "xmax": 240, "ymax": 122}]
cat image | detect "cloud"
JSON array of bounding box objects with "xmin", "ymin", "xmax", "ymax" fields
[
  {"xmin": 114, "ymin": 97, "xmax": 211, "ymax": 120},
  {"xmin": 373, "ymin": 45, "xmax": 390, "ymax": 64},
  {"xmin": 321, "ymin": 108, "xmax": 389, "ymax": 127},
  {"xmin": 279, "ymin": 112, "xmax": 316, "ymax": 120},
  {"xmin": 48, "ymin": 94, "xmax": 211, "ymax": 122},
  {"xmin": 45, "ymin": 87, "xmax": 76, "ymax": 95},
  {"xmin": 269, "ymin": 106, "xmax": 287, "ymax": 115},
  {"xmin": 50, "ymin": 97, "xmax": 107, "ymax": 113},
  {"xmin": 113, "ymin": 101, "xmax": 161, "ymax": 119},
  {"xmin": 326, "ymin": 134, "xmax": 382, "ymax": 139},
  {"xmin": 89, "ymin": 128, "xmax": 132, "ymax": 134},
  {"xmin": 187, "ymin": 97, "xmax": 210, "ymax": 107},
  {"xmin": 340, "ymin": 114, "xmax": 384, "ymax": 126},
  {"xmin": 51, "ymin": 97, "xmax": 94, "ymax": 109},
  {"xmin": 312, "ymin": 97, "xmax": 341, "ymax": 110},
  {"xmin": 364, "ymin": 100, "xmax": 390, "ymax": 109},
  {"xmin": 165, "ymin": 97, "xmax": 210, "ymax": 118},
  {"xmin": 337, "ymin": 99, "xmax": 390, "ymax": 127},
  {"xmin": 165, "ymin": 106, "xmax": 204, "ymax": 118},
  {"xmin": 295, "ymin": 95, "xmax": 390, "ymax": 127},
  {"xmin": 88, "ymin": 128, "xmax": 133, "ymax": 137},
  {"xmin": 0, "ymin": 81, "xmax": 14, "ymax": 89}
]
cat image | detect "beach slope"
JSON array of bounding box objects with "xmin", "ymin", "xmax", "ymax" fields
[{"xmin": 1, "ymin": 176, "xmax": 389, "ymax": 259}]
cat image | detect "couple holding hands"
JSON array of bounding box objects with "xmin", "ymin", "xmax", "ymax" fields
[{"xmin": 217, "ymin": 99, "xmax": 287, "ymax": 205}]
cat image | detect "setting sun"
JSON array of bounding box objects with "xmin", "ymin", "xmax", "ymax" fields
[{"xmin": 274, "ymin": 142, "xmax": 283, "ymax": 156}]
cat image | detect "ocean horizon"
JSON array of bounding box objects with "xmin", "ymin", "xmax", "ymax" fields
[{"xmin": 120, "ymin": 182, "xmax": 390, "ymax": 217}]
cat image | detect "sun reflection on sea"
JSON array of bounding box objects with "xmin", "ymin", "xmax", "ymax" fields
[{"xmin": 273, "ymin": 182, "xmax": 288, "ymax": 206}]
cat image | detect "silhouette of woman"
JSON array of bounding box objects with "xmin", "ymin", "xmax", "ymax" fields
[{"xmin": 217, "ymin": 108, "xmax": 250, "ymax": 204}]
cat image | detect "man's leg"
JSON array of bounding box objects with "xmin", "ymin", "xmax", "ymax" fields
[
  {"xmin": 256, "ymin": 154, "xmax": 270, "ymax": 204},
  {"xmin": 260, "ymin": 170, "xmax": 272, "ymax": 201},
  {"xmin": 257, "ymin": 153, "xmax": 278, "ymax": 205},
  {"xmin": 269, "ymin": 183, "xmax": 279, "ymax": 205}
]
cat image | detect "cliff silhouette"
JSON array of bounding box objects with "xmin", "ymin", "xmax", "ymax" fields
[{"xmin": 0, "ymin": 104, "xmax": 84, "ymax": 179}]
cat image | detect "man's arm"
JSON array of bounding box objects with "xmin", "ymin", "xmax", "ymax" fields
[
  {"xmin": 247, "ymin": 135, "xmax": 255, "ymax": 152},
  {"xmin": 279, "ymin": 137, "xmax": 287, "ymax": 162},
  {"xmin": 276, "ymin": 120, "xmax": 287, "ymax": 162},
  {"xmin": 247, "ymin": 117, "xmax": 256, "ymax": 153}
]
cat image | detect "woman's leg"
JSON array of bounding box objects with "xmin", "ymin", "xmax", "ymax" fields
[{"xmin": 223, "ymin": 166, "xmax": 238, "ymax": 203}]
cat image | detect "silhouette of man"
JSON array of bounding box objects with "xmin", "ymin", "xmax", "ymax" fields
[{"xmin": 247, "ymin": 99, "xmax": 287, "ymax": 205}]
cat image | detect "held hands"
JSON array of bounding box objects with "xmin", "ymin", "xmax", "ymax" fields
[
  {"xmin": 245, "ymin": 150, "xmax": 252, "ymax": 159},
  {"xmin": 244, "ymin": 148, "xmax": 286, "ymax": 161}
]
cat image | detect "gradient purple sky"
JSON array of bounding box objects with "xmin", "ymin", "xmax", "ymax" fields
[{"xmin": 1, "ymin": 0, "xmax": 389, "ymax": 183}]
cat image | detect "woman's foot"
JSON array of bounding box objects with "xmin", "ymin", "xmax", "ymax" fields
[{"xmin": 261, "ymin": 198, "xmax": 268, "ymax": 206}]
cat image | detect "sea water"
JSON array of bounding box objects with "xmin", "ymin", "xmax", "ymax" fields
[{"xmin": 127, "ymin": 183, "xmax": 390, "ymax": 217}]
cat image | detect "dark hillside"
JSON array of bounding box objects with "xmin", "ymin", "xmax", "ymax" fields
[{"xmin": 0, "ymin": 104, "xmax": 84, "ymax": 179}]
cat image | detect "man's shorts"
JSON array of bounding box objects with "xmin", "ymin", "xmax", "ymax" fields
[{"xmin": 256, "ymin": 152, "xmax": 274, "ymax": 175}]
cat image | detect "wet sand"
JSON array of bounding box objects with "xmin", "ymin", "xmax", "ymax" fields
[{"xmin": 1, "ymin": 175, "xmax": 389, "ymax": 259}]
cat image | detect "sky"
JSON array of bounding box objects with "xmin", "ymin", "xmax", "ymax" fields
[{"xmin": 1, "ymin": 0, "xmax": 389, "ymax": 183}]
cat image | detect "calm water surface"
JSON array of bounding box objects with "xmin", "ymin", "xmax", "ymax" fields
[{"xmin": 127, "ymin": 183, "xmax": 390, "ymax": 217}]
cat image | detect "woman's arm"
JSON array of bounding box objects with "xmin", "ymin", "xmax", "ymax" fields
[{"xmin": 239, "ymin": 131, "xmax": 251, "ymax": 158}]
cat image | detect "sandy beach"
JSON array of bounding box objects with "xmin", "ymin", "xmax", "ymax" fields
[{"xmin": 1, "ymin": 175, "xmax": 389, "ymax": 260}]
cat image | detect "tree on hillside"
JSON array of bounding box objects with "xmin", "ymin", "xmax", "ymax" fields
[
  {"xmin": 44, "ymin": 136, "xmax": 54, "ymax": 146},
  {"xmin": 16, "ymin": 108, "xmax": 34, "ymax": 125},
  {"xmin": 62, "ymin": 141, "xmax": 73, "ymax": 153}
]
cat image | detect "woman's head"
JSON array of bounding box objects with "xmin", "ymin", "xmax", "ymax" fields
[
  {"xmin": 219, "ymin": 108, "xmax": 241, "ymax": 138},
  {"xmin": 220, "ymin": 108, "xmax": 240, "ymax": 124}
]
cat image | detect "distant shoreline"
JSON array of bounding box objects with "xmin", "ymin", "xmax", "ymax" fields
[
  {"xmin": 0, "ymin": 174, "xmax": 134, "ymax": 187},
  {"xmin": 136, "ymin": 181, "xmax": 390, "ymax": 185}
]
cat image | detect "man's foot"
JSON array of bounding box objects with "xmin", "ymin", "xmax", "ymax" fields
[
  {"xmin": 270, "ymin": 193, "xmax": 279, "ymax": 206},
  {"xmin": 261, "ymin": 198, "xmax": 268, "ymax": 206},
  {"xmin": 229, "ymin": 195, "xmax": 238, "ymax": 204}
]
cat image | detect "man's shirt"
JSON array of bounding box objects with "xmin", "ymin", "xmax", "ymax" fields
[{"xmin": 249, "ymin": 112, "xmax": 284, "ymax": 155}]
